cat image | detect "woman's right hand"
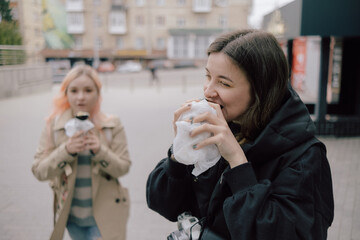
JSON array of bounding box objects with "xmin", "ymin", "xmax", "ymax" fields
[
  {"xmin": 65, "ymin": 131, "xmax": 85, "ymax": 154},
  {"xmin": 173, "ymin": 99, "xmax": 201, "ymax": 136}
]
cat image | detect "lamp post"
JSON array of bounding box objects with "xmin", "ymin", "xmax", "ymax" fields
[
  {"xmin": 92, "ymin": 1, "xmax": 100, "ymax": 69},
  {"xmin": 147, "ymin": 1, "xmax": 152, "ymax": 57}
]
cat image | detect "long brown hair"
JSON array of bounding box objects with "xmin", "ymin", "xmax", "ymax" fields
[{"xmin": 207, "ymin": 29, "xmax": 289, "ymax": 141}]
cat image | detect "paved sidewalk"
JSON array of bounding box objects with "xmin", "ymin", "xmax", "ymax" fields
[{"xmin": 0, "ymin": 69, "xmax": 359, "ymax": 239}]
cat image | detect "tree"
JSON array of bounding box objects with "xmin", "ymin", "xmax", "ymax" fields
[
  {"xmin": 0, "ymin": 21, "xmax": 22, "ymax": 45},
  {"xmin": 0, "ymin": 0, "xmax": 13, "ymax": 22},
  {"xmin": 0, "ymin": 0, "xmax": 22, "ymax": 45},
  {"xmin": 0, "ymin": 0, "xmax": 24, "ymax": 65}
]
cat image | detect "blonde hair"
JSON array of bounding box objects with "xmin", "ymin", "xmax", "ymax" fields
[{"xmin": 46, "ymin": 64, "xmax": 103, "ymax": 129}]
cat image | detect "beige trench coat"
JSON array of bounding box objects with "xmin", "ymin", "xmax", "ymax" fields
[{"xmin": 32, "ymin": 109, "xmax": 131, "ymax": 240}]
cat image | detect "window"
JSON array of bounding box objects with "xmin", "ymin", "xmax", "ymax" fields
[
  {"xmin": 67, "ymin": 12, "xmax": 84, "ymax": 33},
  {"xmin": 197, "ymin": 16, "xmax": 206, "ymax": 27},
  {"xmin": 135, "ymin": 37, "xmax": 145, "ymax": 49},
  {"xmin": 136, "ymin": 0, "xmax": 145, "ymax": 6},
  {"xmin": 156, "ymin": 16, "xmax": 165, "ymax": 26},
  {"xmin": 73, "ymin": 36, "xmax": 82, "ymax": 49},
  {"xmin": 219, "ymin": 15, "xmax": 227, "ymax": 28},
  {"xmin": 66, "ymin": 0, "xmax": 84, "ymax": 11},
  {"xmin": 94, "ymin": 15, "xmax": 102, "ymax": 27},
  {"xmin": 116, "ymin": 37, "xmax": 124, "ymax": 49},
  {"xmin": 176, "ymin": 17, "xmax": 186, "ymax": 27},
  {"xmin": 193, "ymin": 0, "xmax": 211, "ymax": 12},
  {"xmin": 93, "ymin": 0, "xmax": 101, "ymax": 6},
  {"xmin": 135, "ymin": 15, "xmax": 145, "ymax": 26},
  {"xmin": 176, "ymin": 0, "xmax": 186, "ymax": 6},
  {"xmin": 174, "ymin": 36, "xmax": 188, "ymax": 58},
  {"xmin": 109, "ymin": 11, "xmax": 126, "ymax": 34},
  {"xmin": 95, "ymin": 37, "xmax": 103, "ymax": 49},
  {"xmin": 111, "ymin": 12, "xmax": 125, "ymax": 26},
  {"xmin": 156, "ymin": 37, "xmax": 165, "ymax": 50},
  {"xmin": 157, "ymin": 0, "xmax": 165, "ymax": 6},
  {"xmin": 214, "ymin": 0, "xmax": 228, "ymax": 7},
  {"xmin": 112, "ymin": 0, "xmax": 124, "ymax": 4},
  {"xmin": 68, "ymin": 12, "xmax": 83, "ymax": 26},
  {"xmin": 195, "ymin": 36, "xmax": 208, "ymax": 58}
]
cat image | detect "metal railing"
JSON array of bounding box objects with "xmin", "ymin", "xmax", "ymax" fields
[
  {"xmin": 0, "ymin": 64, "xmax": 52, "ymax": 99},
  {"xmin": 0, "ymin": 45, "xmax": 26, "ymax": 66}
]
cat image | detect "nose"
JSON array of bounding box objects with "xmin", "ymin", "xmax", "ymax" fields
[
  {"xmin": 203, "ymin": 80, "xmax": 218, "ymax": 99},
  {"xmin": 77, "ymin": 90, "xmax": 85, "ymax": 99}
]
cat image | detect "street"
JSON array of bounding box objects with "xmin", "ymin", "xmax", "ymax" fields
[{"xmin": 0, "ymin": 68, "xmax": 359, "ymax": 239}]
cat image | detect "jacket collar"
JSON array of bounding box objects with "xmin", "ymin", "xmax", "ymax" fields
[
  {"xmin": 53, "ymin": 109, "xmax": 117, "ymax": 131},
  {"xmin": 241, "ymin": 87, "xmax": 316, "ymax": 164}
]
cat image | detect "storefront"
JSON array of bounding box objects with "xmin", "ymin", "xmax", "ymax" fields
[{"xmin": 263, "ymin": 0, "xmax": 360, "ymax": 136}]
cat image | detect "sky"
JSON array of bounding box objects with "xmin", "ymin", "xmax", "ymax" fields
[{"xmin": 248, "ymin": 0, "xmax": 295, "ymax": 28}]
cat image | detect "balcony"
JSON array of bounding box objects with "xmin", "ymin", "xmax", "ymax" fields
[
  {"xmin": 111, "ymin": 0, "xmax": 127, "ymax": 10},
  {"xmin": 192, "ymin": 0, "xmax": 212, "ymax": 13},
  {"xmin": 67, "ymin": 12, "xmax": 84, "ymax": 34},
  {"xmin": 108, "ymin": 11, "xmax": 127, "ymax": 34},
  {"xmin": 66, "ymin": 0, "xmax": 84, "ymax": 12}
]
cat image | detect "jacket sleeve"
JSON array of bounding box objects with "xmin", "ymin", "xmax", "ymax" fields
[
  {"xmin": 91, "ymin": 117, "xmax": 131, "ymax": 178},
  {"xmin": 222, "ymin": 145, "xmax": 334, "ymax": 240},
  {"xmin": 146, "ymin": 149, "xmax": 199, "ymax": 222},
  {"xmin": 32, "ymin": 124, "xmax": 77, "ymax": 181}
]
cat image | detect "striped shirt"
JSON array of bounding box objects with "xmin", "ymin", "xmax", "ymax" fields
[{"xmin": 68, "ymin": 155, "xmax": 96, "ymax": 226}]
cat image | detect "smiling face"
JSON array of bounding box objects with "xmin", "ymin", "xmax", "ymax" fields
[
  {"xmin": 204, "ymin": 52, "xmax": 252, "ymax": 122},
  {"xmin": 66, "ymin": 74, "xmax": 99, "ymax": 115}
]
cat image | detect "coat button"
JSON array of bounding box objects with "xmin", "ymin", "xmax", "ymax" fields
[
  {"xmin": 122, "ymin": 197, "xmax": 127, "ymax": 202},
  {"xmin": 115, "ymin": 198, "xmax": 120, "ymax": 203}
]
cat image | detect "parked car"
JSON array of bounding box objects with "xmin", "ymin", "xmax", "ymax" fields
[
  {"xmin": 151, "ymin": 59, "xmax": 174, "ymax": 69},
  {"xmin": 117, "ymin": 61, "xmax": 142, "ymax": 73},
  {"xmin": 173, "ymin": 60, "xmax": 197, "ymax": 68},
  {"xmin": 97, "ymin": 61, "xmax": 115, "ymax": 73},
  {"xmin": 49, "ymin": 60, "xmax": 71, "ymax": 83}
]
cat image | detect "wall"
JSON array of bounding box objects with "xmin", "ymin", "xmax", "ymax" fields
[{"xmin": 0, "ymin": 64, "xmax": 52, "ymax": 99}]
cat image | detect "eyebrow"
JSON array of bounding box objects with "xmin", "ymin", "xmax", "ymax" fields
[{"xmin": 205, "ymin": 67, "xmax": 233, "ymax": 82}]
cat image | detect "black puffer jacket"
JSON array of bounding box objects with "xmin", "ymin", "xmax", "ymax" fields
[{"xmin": 146, "ymin": 88, "xmax": 334, "ymax": 240}]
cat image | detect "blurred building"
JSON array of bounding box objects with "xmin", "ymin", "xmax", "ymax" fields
[
  {"xmin": 262, "ymin": 0, "xmax": 360, "ymax": 136},
  {"xmin": 40, "ymin": 0, "xmax": 252, "ymax": 66},
  {"xmin": 9, "ymin": 0, "xmax": 45, "ymax": 64}
]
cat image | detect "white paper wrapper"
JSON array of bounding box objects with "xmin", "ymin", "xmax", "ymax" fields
[
  {"xmin": 64, "ymin": 118, "xmax": 95, "ymax": 155},
  {"xmin": 173, "ymin": 99, "xmax": 221, "ymax": 176},
  {"xmin": 64, "ymin": 118, "xmax": 94, "ymax": 137}
]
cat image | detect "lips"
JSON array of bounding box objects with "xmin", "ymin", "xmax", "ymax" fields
[{"xmin": 206, "ymin": 99, "xmax": 224, "ymax": 109}]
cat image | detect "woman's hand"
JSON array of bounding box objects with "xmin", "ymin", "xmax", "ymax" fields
[
  {"xmin": 189, "ymin": 102, "xmax": 248, "ymax": 168},
  {"xmin": 84, "ymin": 130, "xmax": 101, "ymax": 154},
  {"xmin": 173, "ymin": 99, "xmax": 200, "ymax": 136},
  {"xmin": 65, "ymin": 130, "xmax": 85, "ymax": 154}
]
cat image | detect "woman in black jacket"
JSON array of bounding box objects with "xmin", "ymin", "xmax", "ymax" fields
[{"xmin": 146, "ymin": 29, "xmax": 334, "ymax": 240}]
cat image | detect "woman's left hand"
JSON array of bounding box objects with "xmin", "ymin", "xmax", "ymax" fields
[
  {"xmin": 84, "ymin": 130, "xmax": 101, "ymax": 154},
  {"xmin": 189, "ymin": 102, "xmax": 248, "ymax": 168}
]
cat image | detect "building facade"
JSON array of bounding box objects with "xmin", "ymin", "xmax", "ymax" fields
[
  {"xmin": 9, "ymin": 0, "xmax": 45, "ymax": 64},
  {"xmin": 41, "ymin": 0, "xmax": 252, "ymax": 66}
]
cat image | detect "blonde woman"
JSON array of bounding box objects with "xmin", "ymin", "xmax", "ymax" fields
[{"xmin": 32, "ymin": 65, "xmax": 131, "ymax": 240}]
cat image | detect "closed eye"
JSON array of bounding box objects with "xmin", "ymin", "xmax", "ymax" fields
[{"xmin": 219, "ymin": 80, "xmax": 231, "ymax": 87}]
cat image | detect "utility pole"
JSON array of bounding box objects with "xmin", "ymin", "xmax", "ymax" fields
[
  {"xmin": 92, "ymin": 1, "xmax": 100, "ymax": 69},
  {"xmin": 147, "ymin": 1, "xmax": 152, "ymax": 57}
]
